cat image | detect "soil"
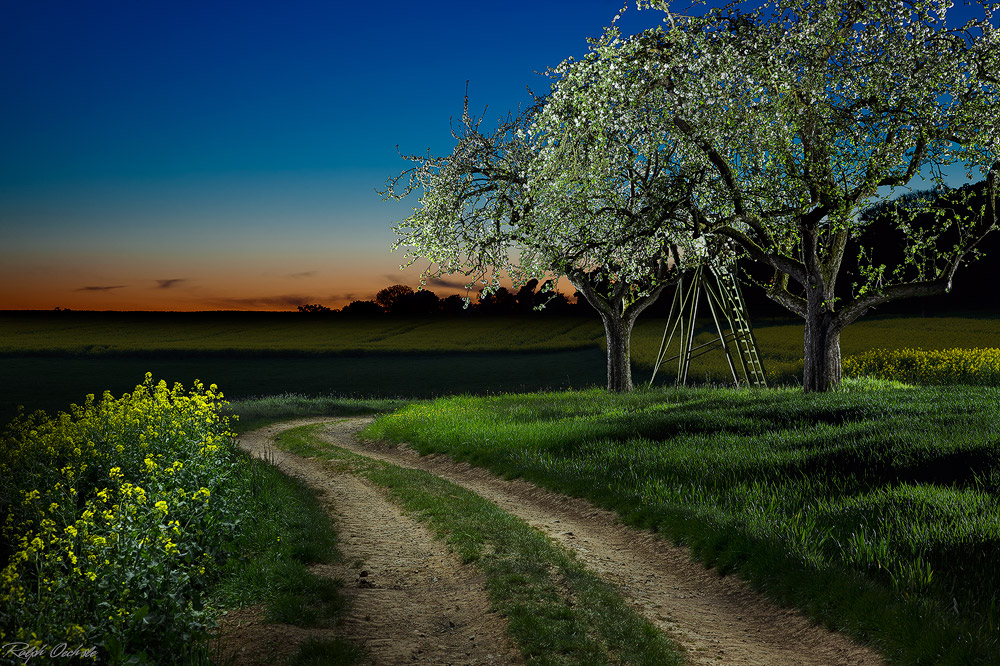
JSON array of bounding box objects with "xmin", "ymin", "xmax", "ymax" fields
[{"xmin": 215, "ymin": 417, "xmax": 886, "ymax": 666}]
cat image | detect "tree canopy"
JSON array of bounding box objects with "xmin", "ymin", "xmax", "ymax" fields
[{"xmin": 563, "ymin": 0, "xmax": 999, "ymax": 390}]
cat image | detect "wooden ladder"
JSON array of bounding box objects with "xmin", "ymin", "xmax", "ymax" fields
[
  {"xmin": 649, "ymin": 263, "xmax": 767, "ymax": 388},
  {"xmin": 711, "ymin": 265, "xmax": 768, "ymax": 388}
]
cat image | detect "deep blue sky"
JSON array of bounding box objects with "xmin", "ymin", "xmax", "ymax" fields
[
  {"xmin": 0, "ymin": 0, "xmax": 672, "ymax": 309},
  {"xmin": 0, "ymin": 0, "xmax": 990, "ymax": 310}
]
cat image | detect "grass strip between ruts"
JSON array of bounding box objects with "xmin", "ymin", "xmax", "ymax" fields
[{"xmin": 274, "ymin": 423, "xmax": 683, "ymax": 666}]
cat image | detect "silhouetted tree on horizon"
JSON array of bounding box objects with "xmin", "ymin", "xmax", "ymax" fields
[
  {"xmin": 476, "ymin": 287, "xmax": 517, "ymax": 315},
  {"xmin": 375, "ymin": 284, "xmax": 414, "ymax": 313},
  {"xmin": 515, "ymin": 279, "xmax": 540, "ymax": 313},
  {"xmin": 396, "ymin": 289, "xmax": 441, "ymax": 315},
  {"xmin": 325, "ymin": 283, "xmax": 592, "ymax": 318},
  {"xmin": 440, "ymin": 294, "xmax": 469, "ymax": 315},
  {"xmin": 297, "ymin": 303, "xmax": 333, "ymax": 314},
  {"xmin": 340, "ymin": 300, "xmax": 383, "ymax": 317}
]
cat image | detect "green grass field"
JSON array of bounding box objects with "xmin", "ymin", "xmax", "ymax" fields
[{"xmin": 365, "ymin": 383, "xmax": 1000, "ymax": 665}]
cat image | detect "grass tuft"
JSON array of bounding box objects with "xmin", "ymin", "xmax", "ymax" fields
[
  {"xmin": 212, "ymin": 449, "xmax": 347, "ymax": 629},
  {"xmin": 286, "ymin": 637, "xmax": 368, "ymax": 666}
]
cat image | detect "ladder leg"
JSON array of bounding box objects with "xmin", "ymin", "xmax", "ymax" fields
[
  {"xmin": 702, "ymin": 279, "xmax": 740, "ymax": 385},
  {"xmin": 682, "ymin": 283, "xmax": 701, "ymax": 385},
  {"xmin": 649, "ymin": 279, "xmax": 684, "ymax": 387}
]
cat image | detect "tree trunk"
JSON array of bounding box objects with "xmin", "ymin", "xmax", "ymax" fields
[
  {"xmin": 566, "ymin": 267, "xmax": 675, "ymax": 393},
  {"xmin": 601, "ymin": 312, "xmax": 635, "ymax": 392},
  {"xmin": 802, "ymin": 305, "xmax": 842, "ymax": 393}
]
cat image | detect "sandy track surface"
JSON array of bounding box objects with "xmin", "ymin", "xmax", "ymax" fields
[
  {"xmin": 309, "ymin": 417, "xmax": 886, "ymax": 666},
  {"xmin": 215, "ymin": 418, "xmax": 520, "ymax": 665}
]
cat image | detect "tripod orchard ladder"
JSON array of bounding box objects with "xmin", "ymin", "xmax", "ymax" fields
[{"xmin": 648, "ymin": 263, "xmax": 768, "ymax": 388}]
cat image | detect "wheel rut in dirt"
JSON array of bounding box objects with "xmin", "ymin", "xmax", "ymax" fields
[
  {"xmin": 220, "ymin": 418, "xmax": 520, "ymax": 666},
  {"xmin": 310, "ymin": 417, "xmax": 885, "ymax": 666}
]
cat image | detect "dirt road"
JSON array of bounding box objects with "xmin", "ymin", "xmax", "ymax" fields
[{"xmin": 218, "ymin": 417, "xmax": 884, "ymax": 666}]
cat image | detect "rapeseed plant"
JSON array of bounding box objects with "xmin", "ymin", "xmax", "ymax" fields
[
  {"xmin": 845, "ymin": 347, "xmax": 1000, "ymax": 386},
  {"xmin": 0, "ymin": 373, "xmax": 240, "ymax": 664}
]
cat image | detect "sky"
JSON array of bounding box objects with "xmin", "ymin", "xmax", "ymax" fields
[{"xmin": 0, "ymin": 0, "xmax": 991, "ymax": 311}]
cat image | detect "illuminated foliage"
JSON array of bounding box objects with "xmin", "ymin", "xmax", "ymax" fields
[
  {"xmin": 567, "ymin": 0, "xmax": 1000, "ymax": 391},
  {"xmin": 382, "ymin": 82, "xmax": 710, "ymax": 389},
  {"xmin": 385, "ymin": 1, "xmax": 999, "ymax": 391}
]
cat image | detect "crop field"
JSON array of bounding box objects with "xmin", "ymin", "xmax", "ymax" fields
[
  {"xmin": 0, "ymin": 312, "xmax": 605, "ymax": 355},
  {"xmin": 2, "ymin": 311, "xmax": 999, "ymax": 427},
  {"xmin": 629, "ymin": 313, "xmax": 1000, "ymax": 384},
  {"xmin": 4, "ymin": 311, "xmax": 998, "ymax": 364}
]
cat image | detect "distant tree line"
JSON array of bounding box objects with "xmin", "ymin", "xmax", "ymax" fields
[{"xmin": 298, "ymin": 279, "xmax": 598, "ymax": 317}]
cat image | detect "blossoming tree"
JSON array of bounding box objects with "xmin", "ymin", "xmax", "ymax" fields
[
  {"xmin": 382, "ymin": 88, "xmax": 708, "ymax": 391},
  {"xmin": 605, "ymin": 0, "xmax": 1000, "ymax": 391}
]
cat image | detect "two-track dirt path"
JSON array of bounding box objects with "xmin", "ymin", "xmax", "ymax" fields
[
  {"xmin": 215, "ymin": 418, "xmax": 520, "ymax": 666},
  {"xmin": 219, "ymin": 417, "xmax": 885, "ymax": 666}
]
